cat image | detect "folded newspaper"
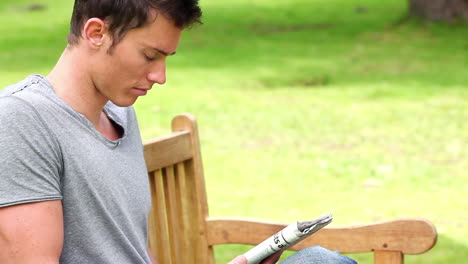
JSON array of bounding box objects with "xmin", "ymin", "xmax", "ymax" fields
[{"xmin": 243, "ymin": 212, "xmax": 333, "ymax": 264}]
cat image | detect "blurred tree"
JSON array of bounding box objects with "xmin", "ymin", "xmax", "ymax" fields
[{"xmin": 408, "ymin": 0, "xmax": 468, "ymax": 21}]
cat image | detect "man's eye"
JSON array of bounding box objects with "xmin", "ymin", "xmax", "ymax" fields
[{"xmin": 144, "ymin": 55, "xmax": 156, "ymax": 62}]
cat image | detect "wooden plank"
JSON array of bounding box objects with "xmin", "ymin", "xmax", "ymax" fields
[
  {"xmin": 175, "ymin": 162, "xmax": 190, "ymax": 264},
  {"xmin": 374, "ymin": 251, "xmax": 403, "ymax": 264},
  {"xmin": 153, "ymin": 170, "xmax": 172, "ymax": 263},
  {"xmin": 143, "ymin": 131, "xmax": 192, "ymax": 172},
  {"xmin": 183, "ymin": 160, "xmax": 211, "ymax": 263},
  {"xmin": 147, "ymin": 172, "xmax": 158, "ymax": 259},
  {"xmin": 163, "ymin": 166, "xmax": 182, "ymax": 264},
  {"xmin": 206, "ymin": 218, "xmax": 437, "ymax": 254}
]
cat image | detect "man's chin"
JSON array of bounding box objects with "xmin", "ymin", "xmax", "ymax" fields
[{"xmin": 110, "ymin": 97, "xmax": 138, "ymax": 107}]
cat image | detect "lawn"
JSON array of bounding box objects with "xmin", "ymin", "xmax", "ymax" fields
[{"xmin": 1, "ymin": 0, "xmax": 467, "ymax": 263}]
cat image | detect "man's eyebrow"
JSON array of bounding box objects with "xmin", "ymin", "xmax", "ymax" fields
[{"xmin": 151, "ymin": 47, "xmax": 176, "ymax": 56}]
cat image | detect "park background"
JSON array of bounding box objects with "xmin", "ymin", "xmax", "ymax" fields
[{"xmin": 0, "ymin": 0, "xmax": 467, "ymax": 263}]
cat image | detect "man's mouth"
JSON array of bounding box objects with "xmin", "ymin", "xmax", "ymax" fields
[{"xmin": 133, "ymin": 87, "xmax": 150, "ymax": 95}]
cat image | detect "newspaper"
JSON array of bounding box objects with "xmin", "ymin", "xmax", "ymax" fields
[{"xmin": 243, "ymin": 212, "xmax": 333, "ymax": 264}]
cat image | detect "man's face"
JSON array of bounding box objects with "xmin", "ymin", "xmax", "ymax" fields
[{"xmin": 90, "ymin": 13, "xmax": 183, "ymax": 107}]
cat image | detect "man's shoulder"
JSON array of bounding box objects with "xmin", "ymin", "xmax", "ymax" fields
[
  {"xmin": 0, "ymin": 84, "xmax": 60, "ymax": 152},
  {"xmin": 0, "ymin": 97, "xmax": 47, "ymax": 137},
  {"xmin": 1, "ymin": 74, "xmax": 41, "ymax": 96},
  {"xmin": 0, "ymin": 75, "xmax": 58, "ymax": 117},
  {"xmin": 0, "ymin": 93, "xmax": 49, "ymax": 122},
  {"xmin": 0, "ymin": 94, "xmax": 35, "ymax": 116}
]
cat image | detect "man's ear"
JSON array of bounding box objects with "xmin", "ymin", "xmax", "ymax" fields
[{"xmin": 82, "ymin": 18, "xmax": 110, "ymax": 49}]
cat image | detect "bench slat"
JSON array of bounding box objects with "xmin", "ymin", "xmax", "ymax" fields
[
  {"xmin": 150, "ymin": 170, "xmax": 172, "ymax": 263},
  {"xmin": 175, "ymin": 162, "xmax": 191, "ymax": 264},
  {"xmin": 163, "ymin": 166, "xmax": 183, "ymax": 263}
]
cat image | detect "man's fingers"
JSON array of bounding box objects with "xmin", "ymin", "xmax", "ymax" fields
[
  {"xmin": 260, "ymin": 250, "xmax": 284, "ymax": 264},
  {"xmin": 228, "ymin": 255, "xmax": 248, "ymax": 264},
  {"xmin": 229, "ymin": 249, "xmax": 284, "ymax": 264}
]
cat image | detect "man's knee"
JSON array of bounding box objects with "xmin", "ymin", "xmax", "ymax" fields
[{"xmin": 280, "ymin": 246, "xmax": 357, "ymax": 264}]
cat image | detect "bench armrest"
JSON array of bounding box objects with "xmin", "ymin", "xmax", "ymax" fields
[{"xmin": 206, "ymin": 218, "xmax": 437, "ymax": 254}]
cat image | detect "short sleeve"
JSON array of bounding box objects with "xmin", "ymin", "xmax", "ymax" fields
[{"xmin": 0, "ymin": 96, "xmax": 63, "ymax": 207}]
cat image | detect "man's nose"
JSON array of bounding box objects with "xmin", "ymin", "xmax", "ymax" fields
[{"xmin": 147, "ymin": 62, "xmax": 166, "ymax": 85}]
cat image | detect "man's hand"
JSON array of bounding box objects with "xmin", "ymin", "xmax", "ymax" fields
[{"xmin": 228, "ymin": 250, "xmax": 283, "ymax": 264}]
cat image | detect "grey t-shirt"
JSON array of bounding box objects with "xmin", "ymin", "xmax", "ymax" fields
[{"xmin": 0, "ymin": 75, "xmax": 152, "ymax": 263}]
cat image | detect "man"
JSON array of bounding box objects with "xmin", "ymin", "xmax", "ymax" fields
[
  {"xmin": 0, "ymin": 1, "xmax": 355, "ymax": 263},
  {"xmin": 0, "ymin": 1, "xmax": 200, "ymax": 263}
]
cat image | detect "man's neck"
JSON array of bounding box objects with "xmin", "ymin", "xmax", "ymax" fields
[{"xmin": 47, "ymin": 46, "xmax": 108, "ymax": 128}]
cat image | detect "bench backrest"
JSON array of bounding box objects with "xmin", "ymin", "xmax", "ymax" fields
[
  {"xmin": 144, "ymin": 114, "xmax": 437, "ymax": 264},
  {"xmin": 144, "ymin": 114, "xmax": 214, "ymax": 263}
]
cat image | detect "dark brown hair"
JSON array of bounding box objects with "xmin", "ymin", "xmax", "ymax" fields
[{"xmin": 67, "ymin": 0, "xmax": 202, "ymax": 46}]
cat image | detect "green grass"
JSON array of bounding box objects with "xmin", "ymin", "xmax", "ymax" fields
[{"xmin": 1, "ymin": 0, "xmax": 467, "ymax": 263}]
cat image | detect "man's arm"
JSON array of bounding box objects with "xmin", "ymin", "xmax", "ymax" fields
[{"xmin": 0, "ymin": 200, "xmax": 64, "ymax": 264}]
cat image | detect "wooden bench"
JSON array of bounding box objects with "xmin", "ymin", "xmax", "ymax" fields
[{"xmin": 144, "ymin": 114, "xmax": 437, "ymax": 264}]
